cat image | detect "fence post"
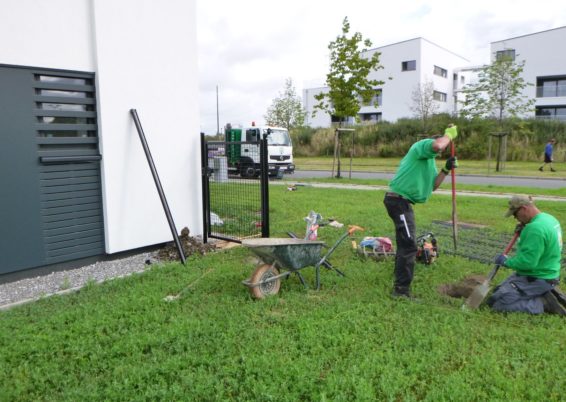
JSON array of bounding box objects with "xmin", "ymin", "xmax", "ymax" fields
[
  {"xmin": 260, "ymin": 134, "xmax": 270, "ymax": 237},
  {"xmin": 200, "ymin": 132, "xmax": 210, "ymax": 243}
]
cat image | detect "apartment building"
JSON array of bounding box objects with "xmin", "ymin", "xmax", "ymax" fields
[
  {"xmin": 304, "ymin": 27, "xmax": 566, "ymax": 127},
  {"xmin": 491, "ymin": 26, "xmax": 566, "ymax": 121}
]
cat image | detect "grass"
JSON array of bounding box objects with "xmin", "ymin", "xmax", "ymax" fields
[
  {"xmin": 295, "ymin": 156, "xmax": 566, "ymax": 178},
  {"xmin": 1, "ymin": 187, "xmax": 565, "ymax": 400}
]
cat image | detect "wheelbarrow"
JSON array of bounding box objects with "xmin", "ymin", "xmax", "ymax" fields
[{"xmin": 242, "ymin": 225, "xmax": 363, "ymax": 299}]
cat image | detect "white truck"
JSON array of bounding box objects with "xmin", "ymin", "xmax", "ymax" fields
[{"xmin": 225, "ymin": 124, "xmax": 295, "ymax": 178}]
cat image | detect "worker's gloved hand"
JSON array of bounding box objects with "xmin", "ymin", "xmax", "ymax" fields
[
  {"xmin": 494, "ymin": 254, "xmax": 508, "ymax": 266},
  {"xmin": 514, "ymin": 223, "xmax": 525, "ymax": 233},
  {"xmin": 445, "ymin": 156, "xmax": 458, "ymax": 171},
  {"xmin": 444, "ymin": 125, "xmax": 458, "ymax": 140}
]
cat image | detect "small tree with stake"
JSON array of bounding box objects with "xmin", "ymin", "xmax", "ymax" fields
[
  {"xmin": 313, "ymin": 16, "xmax": 384, "ymax": 177},
  {"xmin": 460, "ymin": 54, "xmax": 535, "ymax": 171}
]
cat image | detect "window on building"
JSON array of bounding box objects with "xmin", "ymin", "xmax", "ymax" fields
[
  {"xmin": 536, "ymin": 106, "xmax": 566, "ymax": 120},
  {"xmin": 360, "ymin": 89, "xmax": 383, "ymax": 106},
  {"xmin": 434, "ymin": 65, "xmax": 447, "ymax": 78},
  {"xmin": 433, "ymin": 91, "xmax": 447, "ymax": 102},
  {"xmin": 536, "ymin": 76, "xmax": 566, "ymax": 97},
  {"xmin": 402, "ymin": 60, "xmax": 416, "ymax": 71},
  {"xmin": 496, "ymin": 49, "xmax": 515, "ymax": 61},
  {"xmin": 35, "ymin": 74, "xmax": 96, "ymax": 138},
  {"xmin": 359, "ymin": 113, "xmax": 382, "ymax": 123}
]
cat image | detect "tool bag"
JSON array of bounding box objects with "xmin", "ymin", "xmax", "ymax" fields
[{"xmin": 416, "ymin": 232, "xmax": 438, "ymax": 265}]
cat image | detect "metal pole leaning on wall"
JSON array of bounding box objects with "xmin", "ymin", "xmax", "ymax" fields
[{"xmin": 130, "ymin": 109, "xmax": 186, "ymax": 265}]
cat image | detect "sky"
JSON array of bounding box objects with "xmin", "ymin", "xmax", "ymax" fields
[{"xmin": 197, "ymin": 0, "xmax": 566, "ymax": 134}]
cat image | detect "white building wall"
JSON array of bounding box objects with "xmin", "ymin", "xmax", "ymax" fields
[
  {"xmin": 491, "ymin": 26, "xmax": 566, "ymax": 117},
  {"xmin": 303, "ymin": 87, "xmax": 330, "ymax": 127},
  {"xmin": 371, "ymin": 39, "xmax": 421, "ymax": 121},
  {"xmin": 419, "ymin": 39, "xmax": 470, "ymax": 116},
  {"xmin": 0, "ymin": 0, "xmax": 95, "ymax": 71},
  {"xmin": 1, "ymin": 0, "xmax": 201, "ymax": 255},
  {"xmin": 92, "ymin": 0, "xmax": 201, "ymax": 253}
]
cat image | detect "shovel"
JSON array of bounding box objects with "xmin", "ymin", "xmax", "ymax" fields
[{"xmin": 463, "ymin": 230, "xmax": 521, "ymax": 309}]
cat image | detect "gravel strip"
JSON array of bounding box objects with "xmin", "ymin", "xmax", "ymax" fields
[{"xmin": 0, "ymin": 251, "xmax": 159, "ymax": 310}]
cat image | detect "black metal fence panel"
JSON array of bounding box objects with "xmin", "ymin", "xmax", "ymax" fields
[{"xmin": 201, "ymin": 135, "xmax": 269, "ymax": 243}]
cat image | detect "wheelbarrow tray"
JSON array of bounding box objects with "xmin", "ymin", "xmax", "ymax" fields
[{"xmin": 242, "ymin": 238, "xmax": 325, "ymax": 270}]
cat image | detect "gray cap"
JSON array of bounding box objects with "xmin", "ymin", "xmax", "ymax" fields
[{"xmin": 505, "ymin": 195, "xmax": 533, "ymax": 217}]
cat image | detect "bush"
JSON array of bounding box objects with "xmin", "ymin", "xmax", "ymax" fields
[{"xmin": 304, "ymin": 117, "xmax": 566, "ymax": 160}]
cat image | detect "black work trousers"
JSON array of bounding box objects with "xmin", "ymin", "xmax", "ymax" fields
[{"xmin": 384, "ymin": 195, "xmax": 417, "ymax": 289}]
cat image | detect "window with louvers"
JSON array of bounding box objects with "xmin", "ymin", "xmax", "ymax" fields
[{"xmin": 34, "ymin": 72, "xmax": 105, "ymax": 264}]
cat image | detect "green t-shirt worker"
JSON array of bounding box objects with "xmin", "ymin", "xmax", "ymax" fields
[
  {"xmin": 487, "ymin": 195, "xmax": 564, "ymax": 314},
  {"xmin": 384, "ymin": 125, "xmax": 458, "ymax": 299}
]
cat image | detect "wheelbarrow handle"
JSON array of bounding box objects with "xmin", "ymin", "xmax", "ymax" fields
[{"xmin": 348, "ymin": 225, "xmax": 364, "ymax": 236}]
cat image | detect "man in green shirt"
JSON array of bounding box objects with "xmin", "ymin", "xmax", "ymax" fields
[
  {"xmin": 384, "ymin": 125, "xmax": 458, "ymax": 299},
  {"xmin": 488, "ymin": 195, "xmax": 564, "ymax": 314}
]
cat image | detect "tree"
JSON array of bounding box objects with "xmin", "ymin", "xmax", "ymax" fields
[
  {"xmin": 459, "ymin": 55, "xmax": 535, "ymax": 121},
  {"xmin": 410, "ymin": 80, "xmax": 439, "ymax": 130},
  {"xmin": 313, "ymin": 17, "xmax": 384, "ymax": 124},
  {"xmin": 460, "ymin": 55, "xmax": 535, "ymax": 172},
  {"xmin": 264, "ymin": 78, "xmax": 305, "ymax": 130}
]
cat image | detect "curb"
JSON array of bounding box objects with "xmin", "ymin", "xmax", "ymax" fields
[{"xmin": 275, "ymin": 181, "xmax": 566, "ymax": 202}]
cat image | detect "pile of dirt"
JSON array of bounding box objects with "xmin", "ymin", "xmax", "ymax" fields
[
  {"xmin": 157, "ymin": 227, "xmax": 217, "ymax": 261},
  {"xmin": 437, "ymin": 274, "xmax": 487, "ymax": 298}
]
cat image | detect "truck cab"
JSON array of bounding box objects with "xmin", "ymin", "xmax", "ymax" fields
[
  {"xmin": 226, "ymin": 124, "xmax": 295, "ymax": 178},
  {"xmin": 245, "ymin": 126, "xmax": 294, "ymax": 174}
]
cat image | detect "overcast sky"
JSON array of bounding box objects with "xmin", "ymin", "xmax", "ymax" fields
[{"xmin": 196, "ymin": 0, "xmax": 566, "ymax": 134}]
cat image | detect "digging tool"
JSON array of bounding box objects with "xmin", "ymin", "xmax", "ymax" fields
[
  {"xmin": 463, "ymin": 230, "xmax": 521, "ymax": 309},
  {"xmin": 450, "ymin": 141, "xmax": 458, "ymax": 252}
]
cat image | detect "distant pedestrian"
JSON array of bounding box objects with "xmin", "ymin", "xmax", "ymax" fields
[{"xmin": 539, "ymin": 139, "xmax": 556, "ymax": 172}]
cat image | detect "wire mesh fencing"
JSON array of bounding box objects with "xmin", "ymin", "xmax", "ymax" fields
[{"xmin": 421, "ymin": 221, "xmax": 566, "ymax": 265}]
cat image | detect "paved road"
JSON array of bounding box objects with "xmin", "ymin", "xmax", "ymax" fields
[{"xmin": 292, "ymin": 169, "xmax": 566, "ymax": 189}]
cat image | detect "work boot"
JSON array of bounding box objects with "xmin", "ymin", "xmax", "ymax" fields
[
  {"xmin": 391, "ymin": 286, "xmax": 419, "ymax": 301},
  {"xmin": 541, "ymin": 292, "xmax": 566, "ymax": 315},
  {"xmin": 551, "ymin": 168, "xmax": 557, "ymax": 172},
  {"xmin": 539, "ymin": 167, "xmax": 544, "ymax": 172}
]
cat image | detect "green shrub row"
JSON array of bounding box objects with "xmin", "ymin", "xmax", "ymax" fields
[{"xmin": 291, "ymin": 116, "xmax": 566, "ymax": 161}]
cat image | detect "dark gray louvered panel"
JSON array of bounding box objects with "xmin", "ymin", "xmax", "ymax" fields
[{"xmin": 34, "ymin": 71, "xmax": 105, "ymax": 264}]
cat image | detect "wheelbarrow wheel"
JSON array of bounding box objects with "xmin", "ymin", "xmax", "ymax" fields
[{"xmin": 249, "ymin": 264, "xmax": 281, "ymax": 299}]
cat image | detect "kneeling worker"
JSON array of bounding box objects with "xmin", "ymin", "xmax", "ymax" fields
[{"xmin": 488, "ymin": 195, "xmax": 565, "ymax": 315}]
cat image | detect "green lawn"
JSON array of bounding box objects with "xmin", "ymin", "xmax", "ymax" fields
[
  {"xmin": 295, "ymin": 156, "xmax": 566, "ymax": 178},
  {"xmin": 1, "ymin": 187, "xmax": 565, "ymax": 400}
]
